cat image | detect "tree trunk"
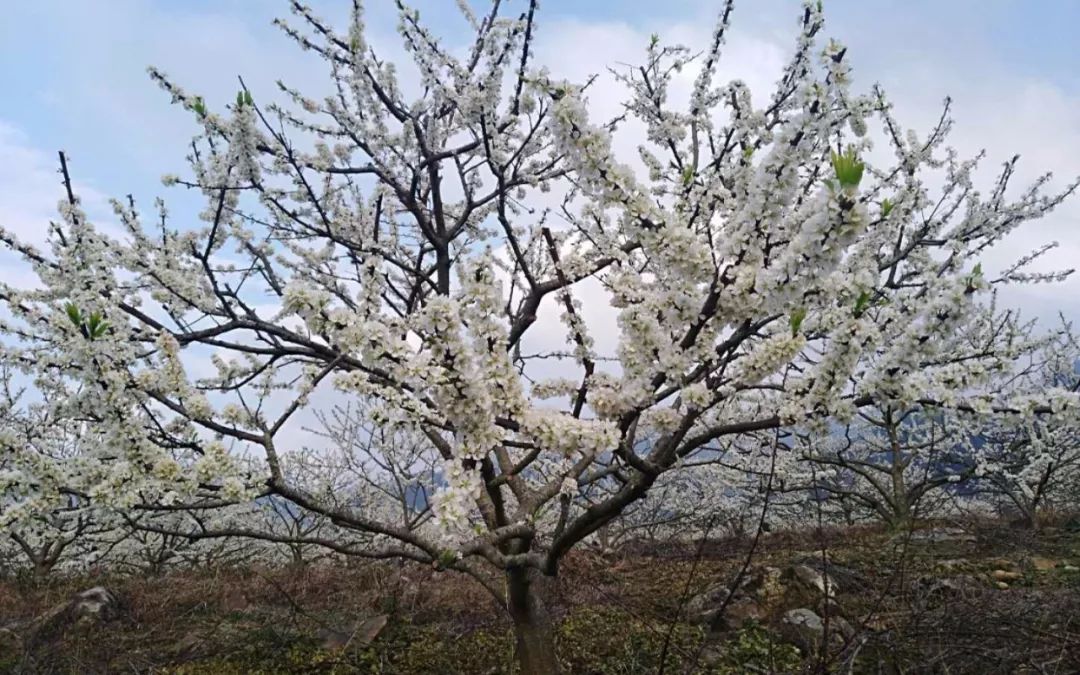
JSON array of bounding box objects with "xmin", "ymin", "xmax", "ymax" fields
[
  {"xmin": 890, "ymin": 498, "xmax": 911, "ymax": 531},
  {"xmin": 887, "ymin": 417, "xmax": 912, "ymax": 531},
  {"xmin": 32, "ymin": 560, "xmax": 54, "ymax": 582},
  {"xmin": 507, "ymin": 569, "xmax": 559, "ymax": 675}
]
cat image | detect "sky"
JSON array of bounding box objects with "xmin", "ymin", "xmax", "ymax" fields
[{"xmin": 1, "ymin": 0, "xmax": 1078, "ymax": 325}]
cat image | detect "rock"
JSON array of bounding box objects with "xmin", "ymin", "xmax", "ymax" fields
[
  {"xmin": 790, "ymin": 556, "xmax": 868, "ymax": 591},
  {"xmin": 746, "ymin": 566, "xmax": 785, "ymax": 604},
  {"xmin": 906, "ymin": 527, "xmax": 976, "ymax": 544},
  {"xmin": 221, "ymin": 588, "xmax": 250, "ymax": 613},
  {"xmin": 689, "ymin": 588, "xmax": 765, "ymax": 629},
  {"xmin": 723, "ymin": 596, "xmax": 766, "ymax": 627},
  {"xmin": 352, "ymin": 614, "xmax": 389, "ymax": 647},
  {"xmin": 686, "ymin": 583, "xmax": 735, "ymax": 624},
  {"xmin": 316, "ymin": 614, "xmax": 388, "ymax": 651},
  {"xmin": 24, "ymin": 587, "xmax": 121, "ymax": 657},
  {"xmin": 785, "ymin": 564, "xmax": 838, "ymax": 597},
  {"xmin": 1062, "ymin": 565, "xmax": 1079, "ymax": 572},
  {"xmin": 911, "ymin": 575, "xmax": 976, "ymax": 608},
  {"xmin": 39, "ymin": 587, "xmax": 120, "ymax": 629},
  {"xmin": 781, "ymin": 608, "xmax": 825, "ymax": 652},
  {"xmin": 816, "ymin": 595, "xmax": 844, "ymax": 618},
  {"xmin": 688, "ymin": 567, "xmax": 781, "ymax": 627},
  {"xmin": 1030, "ymin": 556, "xmax": 1058, "ymax": 572},
  {"xmin": 829, "ymin": 615, "xmax": 856, "ymax": 640},
  {"xmin": 990, "ymin": 569, "xmax": 1022, "ymax": 582},
  {"xmin": 996, "ymin": 581, "xmax": 1010, "ymax": 590},
  {"xmin": 935, "ymin": 558, "xmax": 970, "ymax": 572}
]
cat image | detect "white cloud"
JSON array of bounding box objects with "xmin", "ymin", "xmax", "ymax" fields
[
  {"xmin": 0, "ymin": 121, "xmax": 116, "ymax": 285},
  {"xmin": 890, "ymin": 75, "xmax": 1080, "ymax": 324}
]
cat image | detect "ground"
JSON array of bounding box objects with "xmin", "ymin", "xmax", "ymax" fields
[{"xmin": 2, "ymin": 519, "xmax": 1079, "ymax": 674}]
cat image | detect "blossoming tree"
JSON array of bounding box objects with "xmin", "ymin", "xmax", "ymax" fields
[
  {"xmin": 973, "ymin": 323, "xmax": 1080, "ymax": 527},
  {"xmin": 0, "ymin": 371, "xmax": 117, "ymax": 579},
  {"xmin": 1, "ymin": 1, "xmax": 1077, "ymax": 671},
  {"xmin": 796, "ymin": 301, "xmax": 1051, "ymax": 528}
]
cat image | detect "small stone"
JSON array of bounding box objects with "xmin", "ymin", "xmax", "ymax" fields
[
  {"xmin": 1030, "ymin": 556, "xmax": 1057, "ymax": 572},
  {"xmin": 906, "ymin": 527, "xmax": 976, "ymax": 544},
  {"xmin": 996, "ymin": 581, "xmax": 1010, "ymax": 590},
  {"xmin": 935, "ymin": 558, "xmax": 969, "ymax": 572},
  {"xmin": 990, "ymin": 569, "xmax": 1022, "ymax": 582}
]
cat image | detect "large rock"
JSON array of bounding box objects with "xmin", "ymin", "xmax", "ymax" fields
[
  {"xmin": 910, "ymin": 575, "xmax": 978, "ymax": 609},
  {"xmin": 746, "ymin": 566, "xmax": 785, "ymax": 603},
  {"xmin": 686, "ymin": 583, "xmax": 736, "ymax": 624},
  {"xmin": 687, "ymin": 566, "xmax": 783, "ymax": 628},
  {"xmin": 780, "ymin": 607, "xmax": 854, "ymax": 653},
  {"xmin": 781, "ymin": 608, "xmax": 825, "ymax": 652},
  {"xmin": 691, "ymin": 562, "xmax": 853, "ymax": 637},
  {"xmin": 37, "ymin": 587, "xmax": 120, "ymax": 631},
  {"xmin": 21, "ymin": 587, "xmax": 121, "ymax": 665},
  {"xmin": 784, "ymin": 564, "xmax": 838, "ymax": 598},
  {"xmin": 790, "ymin": 555, "xmax": 868, "ymax": 591}
]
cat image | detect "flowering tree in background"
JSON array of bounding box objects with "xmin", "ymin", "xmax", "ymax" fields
[
  {"xmin": 974, "ymin": 323, "xmax": 1080, "ymax": 527},
  {"xmin": 798, "ymin": 302, "xmax": 1045, "ymax": 528},
  {"xmin": 1, "ymin": 1, "xmax": 1078, "ymax": 670},
  {"xmin": 0, "ymin": 372, "xmax": 116, "ymax": 579}
]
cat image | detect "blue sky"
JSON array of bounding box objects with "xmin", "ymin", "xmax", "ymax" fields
[{"xmin": 1, "ymin": 0, "xmax": 1078, "ymax": 320}]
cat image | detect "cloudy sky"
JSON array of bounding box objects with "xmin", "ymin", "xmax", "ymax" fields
[{"xmin": 2, "ymin": 0, "xmax": 1078, "ymax": 324}]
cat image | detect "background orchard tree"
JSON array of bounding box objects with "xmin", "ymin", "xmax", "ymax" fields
[
  {"xmin": 242, "ymin": 424, "xmax": 424, "ymax": 567},
  {"xmin": 803, "ymin": 411, "xmax": 971, "ymax": 528},
  {"xmin": 1, "ymin": 1, "xmax": 1078, "ymax": 671},
  {"xmin": 0, "ymin": 371, "xmax": 118, "ymax": 580},
  {"xmin": 108, "ymin": 502, "xmax": 281, "ymax": 574},
  {"xmin": 591, "ymin": 458, "xmax": 750, "ymax": 551},
  {"xmin": 101, "ymin": 513, "xmax": 206, "ymax": 576},
  {"xmin": 974, "ymin": 323, "xmax": 1080, "ymax": 528},
  {"xmin": 798, "ymin": 300, "xmax": 1056, "ymax": 529}
]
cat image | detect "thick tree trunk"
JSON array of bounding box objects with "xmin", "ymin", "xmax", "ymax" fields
[
  {"xmin": 889, "ymin": 498, "xmax": 912, "ymax": 531},
  {"xmin": 507, "ymin": 569, "xmax": 559, "ymax": 675},
  {"xmin": 887, "ymin": 418, "xmax": 912, "ymax": 531},
  {"xmin": 32, "ymin": 560, "xmax": 54, "ymax": 582}
]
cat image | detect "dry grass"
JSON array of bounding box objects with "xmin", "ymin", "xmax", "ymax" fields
[{"xmin": 2, "ymin": 519, "xmax": 1079, "ymax": 673}]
